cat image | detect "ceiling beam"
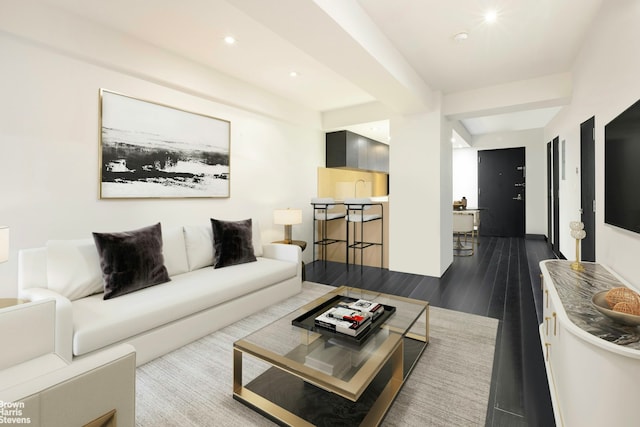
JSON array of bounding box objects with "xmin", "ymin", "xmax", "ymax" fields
[
  {"xmin": 229, "ymin": 0, "xmax": 434, "ymax": 115},
  {"xmin": 443, "ymin": 72, "xmax": 573, "ymax": 120},
  {"xmin": 321, "ymin": 101, "xmax": 393, "ymax": 130}
]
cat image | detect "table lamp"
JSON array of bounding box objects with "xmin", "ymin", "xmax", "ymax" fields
[
  {"xmin": 0, "ymin": 226, "xmax": 9, "ymax": 263},
  {"xmin": 273, "ymin": 209, "xmax": 302, "ymax": 244},
  {"xmin": 569, "ymin": 221, "xmax": 586, "ymax": 272}
]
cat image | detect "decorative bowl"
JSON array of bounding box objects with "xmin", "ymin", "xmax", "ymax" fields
[{"xmin": 592, "ymin": 290, "xmax": 640, "ymax": 327}]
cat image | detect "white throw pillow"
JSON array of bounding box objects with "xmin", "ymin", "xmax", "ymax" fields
[
  {"xmin": 46, "ymin": 239, "xmax": 103, "ymax": 301},
  {"xmin": 252, "ymin": 219, "xmax": 263, "ymax": 257},
  {"xmin": 183, "ymin": 225, "xmax": 215, "ymax": 271},
  {"xmin": 162, "ymin": 226, "xmax": 190, "ymax": 277}
]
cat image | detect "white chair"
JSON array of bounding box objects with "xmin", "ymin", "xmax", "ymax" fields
[
  {"xmin": 453, "ymin": 212, "xmax": 475, "ymax": 256},
  {"xmin": 310, "ymin": 198, "xmax": 346, "ymax": 264},
  {"xmin": 472, "ymin": 210, "xmax": 480, "ymax": 246},
  {"xmin": 463, "ymin": 210, "xmax": 481, "ymax": 247},
  {"xmin": 0, "ymin": 299, "xmax": 136, "ymax": 427},
  {"xmin": 344, "ymin": 198, "xmax": 383, "ymax": 270}
]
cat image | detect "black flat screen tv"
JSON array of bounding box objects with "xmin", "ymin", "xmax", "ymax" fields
[{"xmin": 604, "ymin": 99, "xmax": 640, "ymax": 234}]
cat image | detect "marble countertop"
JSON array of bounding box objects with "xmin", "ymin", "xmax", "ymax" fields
[{"xmin": 543, "ymin": 260, "xmax": 640, "ymax": 349}]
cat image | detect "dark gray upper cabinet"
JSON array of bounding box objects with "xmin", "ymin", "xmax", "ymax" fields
[{"xmin": 326, "ymin": 130, "xmax": 389, "ymax": 173}]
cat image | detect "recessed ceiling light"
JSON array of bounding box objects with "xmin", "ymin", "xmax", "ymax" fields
[
  {"xmin": 453, "ymin": 31, "xmax": 469, "ymax": 42},
  {"xmin": 289, "ymin": 71, "xmax": 299, "ymax": 78},
  {"xmin": 223, "ymin": 36, "xmax": 236, "ymax": 45},
  {"xmin": 484, "ymin": 10, "xmax": 498, "ymax": 24}
]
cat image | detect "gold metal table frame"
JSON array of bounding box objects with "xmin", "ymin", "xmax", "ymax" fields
[{"xmin": 233, "ymin": 286, "xmax": 429, "ymax": 426}]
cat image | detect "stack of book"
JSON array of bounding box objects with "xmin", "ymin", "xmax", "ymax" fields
[
  {"xmin": 304, "ymin": 344, "xmax": 351, "ymax": 377},
  {"xmin": 344, "ymin": 299, "xmax": 385, "ymax": 320},
  {"xmin": 314, "ymin": 299, "xmax": 383, "ymax": 337}
]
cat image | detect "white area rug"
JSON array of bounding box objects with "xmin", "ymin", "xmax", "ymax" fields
[{"xmin": 136, "ymin": 282, "xmax": 498, "ymax": 426}]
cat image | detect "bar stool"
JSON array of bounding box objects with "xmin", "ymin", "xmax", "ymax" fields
[
  {"xmin": 344, "ymin": 198, "xmax": 383, "ymax": 271},
  {"xmin": 310, "ymin": 198, "xmax": 346, "ymax": 265}
]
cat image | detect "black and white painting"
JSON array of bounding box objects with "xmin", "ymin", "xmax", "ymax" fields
[{"xmin": 99, "ymin": 90, "xmax": 230, "ymax": 198}]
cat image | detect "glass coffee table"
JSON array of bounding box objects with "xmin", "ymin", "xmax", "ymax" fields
[{"xmin": 233, "ymin": 286, "xmax": 429, "ymax": 426}]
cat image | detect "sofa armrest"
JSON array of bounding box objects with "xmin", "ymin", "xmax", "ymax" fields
[
  {"xmin": 18, "ymin": 288, "xmax": 74, "ymax": 363},
  {"xmin": 262, "ymin": 243, "xmax": 301, "ymax": 264}
]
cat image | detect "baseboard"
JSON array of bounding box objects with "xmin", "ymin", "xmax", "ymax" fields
[{"xmin": 526, "ymin": 235, "xmax": 564, "ymax": 260}]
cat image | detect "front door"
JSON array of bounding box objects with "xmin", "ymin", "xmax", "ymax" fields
[
  {"xmin": 580, "ymin": 117, "xmax": 596, "ymax": 261},
  {"xmin": 552, "ymin": 137, "xmax": 560, "ymax": 254},
  {"xmin": 478, "ymin": 147, "xmax": 526, "ymax": 237},
  {"xmin": 547, "ymin": 142, "xmax": 552, "ymax": 244}
]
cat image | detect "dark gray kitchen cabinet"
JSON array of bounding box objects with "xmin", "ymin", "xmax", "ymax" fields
[{"xmin": 326, "ymin": 130, "xmax": 388, "ymax": 173}]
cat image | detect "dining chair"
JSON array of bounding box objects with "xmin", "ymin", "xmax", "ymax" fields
[{"xmin": 453, "ymin": 212, "xmax": 475, "ymax": 256}]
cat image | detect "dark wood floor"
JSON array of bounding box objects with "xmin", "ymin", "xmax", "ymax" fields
[{"xmin": 305, "ymin": 235, "xmax": 557, "ymax": 427}]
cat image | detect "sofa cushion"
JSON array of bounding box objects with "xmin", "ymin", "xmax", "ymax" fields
[
  {"xmin": 46, "ymin": 239, "xmax": 103, "ymax": 301},
  {"xmin": 183, "ymin": 225, "xmax": 215, "ymax": 271},
  {"xmin": 251, "ymin": 219, "xmax": 263, "ymax": 257},
  {"xmin": 211, "ymin": 218, "xmax": 257, "ymax": 268},
  {"xmin": 70, "ymin": 257, "xmax": 297, "ymax": 356},
  {"xmin": 92, "ymin": 223, "xmax": 170, "ymax": 300},
  {"xmin": 162, "ymin": 226, "xmax": 189, "ymax": 277}
]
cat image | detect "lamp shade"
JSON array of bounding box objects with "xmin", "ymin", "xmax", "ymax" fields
[
  {"xmin": 273, "ymin": 209, "xmax": 302, "ymax": 225},
  {"xmin": 0, "ymin": 226, "xmax": 9, "ymax": 263}
]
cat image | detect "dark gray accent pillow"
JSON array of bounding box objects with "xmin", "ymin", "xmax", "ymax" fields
[
  {"xmin": 93, "ymin": 223, "xmax": 170, "ymax": 300},
  {"xmin": 210, "ymin": 218, "xmax": 257, "ymax": 268}
]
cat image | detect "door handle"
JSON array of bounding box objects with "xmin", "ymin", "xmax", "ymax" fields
[{"xmin": 513, "ymin": 194, "xmax": 522, "ymax": 201}]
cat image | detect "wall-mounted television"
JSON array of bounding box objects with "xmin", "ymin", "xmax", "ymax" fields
[{"xmin": 604, "ymin": 99, "xmax": 640, "ymax": 234}]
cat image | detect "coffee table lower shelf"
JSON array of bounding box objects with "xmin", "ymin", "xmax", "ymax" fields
[{"xmin": 233, "ymin": 336, "xmax": 427, "ymax": 427}]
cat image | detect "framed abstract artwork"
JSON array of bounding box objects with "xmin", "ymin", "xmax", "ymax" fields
[{"xmin": 99, "ymin": 89, "xmax": 230, "ymax": 198}]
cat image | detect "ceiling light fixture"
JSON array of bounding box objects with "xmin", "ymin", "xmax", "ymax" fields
[
  {"xmin": 453, "ymin": 31, "xmax": 469, "ymax": 42},
  {"xmin": 289, "ymin": 71, "xmax": 299, "ymax": 78},
  {"xmin": 484, "ymin": 10, "xmax": 498, "ymax": 24},
  {"xmin": 223, "ymin": 35, "xmax": 236, "ymax": 45}
]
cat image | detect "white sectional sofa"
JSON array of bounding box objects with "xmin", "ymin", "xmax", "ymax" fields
[{"xmin": 18, "ymin": 220, "xmax": 302, "ymax": 365}]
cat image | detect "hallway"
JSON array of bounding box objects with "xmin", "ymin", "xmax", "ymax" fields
[{"xmin": 305, "ymin": 236, "xmax": 557, "ymax": 426}]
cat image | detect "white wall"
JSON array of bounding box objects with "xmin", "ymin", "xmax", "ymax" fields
[
  {"xmin": 439, "ymin": 116, "xmax": 454, "ymax": 274},
  {"xmin": 545, "ymin": 0, "xmax": 640, "ymax": 285},
  {"xmin": 0, "ymin": 3, "xmax": 323, "ymax": 296},
  {"xmin": 389, "ymin": 100, "xmax": 453, "ymax": 277},
  {"xmin": 452, "ymin": 148, "xmax": 478, "ymax": 208},
  {"xmin": 451, "ymin": 129, "xmax": 547, "ymax": 235}
]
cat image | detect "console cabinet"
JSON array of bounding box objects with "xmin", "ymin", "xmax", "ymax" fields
[{"xmin": 539, "ymin": 260, "xmax": 640, "ymax": 427}]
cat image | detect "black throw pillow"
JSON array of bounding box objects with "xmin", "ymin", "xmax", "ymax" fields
[
  {"xmin": 210, "ymin": 218, "xmax": 257, "ymax": 268},
  {"xmin": 93, "ymin": 222, "xmax": 170, "ymax": 300}
]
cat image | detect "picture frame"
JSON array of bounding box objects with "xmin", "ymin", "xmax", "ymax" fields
[{"xmin": 99, "ymin": 89, "xmax": 230, "ymax": 199}]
